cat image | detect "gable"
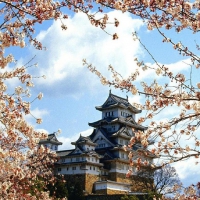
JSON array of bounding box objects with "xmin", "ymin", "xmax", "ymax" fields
[
  {"xmin": 103, "ymin": 96, "xmax": 117, "ymax": 107},
  {"xmin": 103, "ymin": 152, "xmax": 113, "ymax": 160},
  {"xmin": 121, "ymin": 127, "xmax": 134, "ymax": 137},
  {"xmin": 69, "ymin": 146, "xmax": 83, "ymax": 155},
  {"xmin": 92, "ymin": 130, "xmax": 114, "ymax": 148},
  {"xmin": 51, "ymin": 136, "xmax": 57, "ymax": 141}
]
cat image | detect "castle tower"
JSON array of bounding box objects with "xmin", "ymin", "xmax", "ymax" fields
[
  {"xmin": 39, "ymin": 133, "xmax": 62, "ymax": 151},
  {"xmin": 88, "ymin": 91, "xmax": 149, "ymax": 186}
]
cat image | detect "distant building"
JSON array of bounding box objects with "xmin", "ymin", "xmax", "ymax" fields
[
  {"xmin": 39, "ymin": 133, "xmax": 62, "ymax": 151},
  {"xmin": 41, "ymin": 91, "xmax": 155, "ymax": 195}
]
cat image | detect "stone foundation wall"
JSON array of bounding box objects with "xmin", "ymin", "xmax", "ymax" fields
[
  {"xmin": 107, "ymin": 189, "xmax": 128, "ymax": 195},
  {"xmin": 64, "ymin": 173, "xmax": 99, "ymax": 194},
  {"xmin": 63, "ymin": 173, "xmax": 151, "ymax": 195},
  {"xmin": 85, "ymin": 173, "xmax": 99, "ymax": 194},
  {"xmin": 64, "ymin": 174, "xmax": 85, "ymax": 187},
  {"xmin": 109, "ymin": 172, "xmax": 132, "ymax": 184},
  {"xmin": 108, "ymin": 173, "xmax": 152, "ymax": 192}
]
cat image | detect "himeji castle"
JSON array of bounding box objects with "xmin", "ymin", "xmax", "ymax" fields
[{"xmin": 39, "ymin": 91, "xmax": 156, "ymax": 195}]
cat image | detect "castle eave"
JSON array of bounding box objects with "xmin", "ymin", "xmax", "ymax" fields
[
  {"xmin": 39, "ymin": 140, "xmax": 62, "ymax": 145},
  {"xmin": 56, "ymin": 161, "xmax": 104, "ymax": 167}
]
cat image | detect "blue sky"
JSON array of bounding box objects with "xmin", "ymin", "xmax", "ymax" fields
[{"xmin": 8, "ymin": 10, "xmax": 200, "ymax": 188}]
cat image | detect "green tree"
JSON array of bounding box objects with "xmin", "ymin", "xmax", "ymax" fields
[
  {"xmin": 67, "ymin": 182, "xmax": 84, "ymax": 200},
  {"xmin": 47, "ymin": 178, "xmax": 68, "ymax": 199},
  {"xmin": 133, "ymin": 165, "xmax": 181, "ymax": 199}
]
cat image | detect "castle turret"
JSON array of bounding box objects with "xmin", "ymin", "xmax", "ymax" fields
[{"xmin": 39, "ymin": 133, "xmax": 62, "ymax": 151}]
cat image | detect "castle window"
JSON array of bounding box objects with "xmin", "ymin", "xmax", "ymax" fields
[
  {"xmin": 71, "ymin": 158, "xmax": 73, "ymax": 162},
  {"xmin": 72, "ymin": 167, "xmax": 76, "ymax": 170},
  {"xmin": 112, "ymin": 111, "xmax": 114, "ymax": 116},
  {"xmin": 90, "ymin": 166, "xmax": 92, "ymax": 170},
  {"xmin": 82, "ymin": 157, "xmax": 84, "ymax": 161},
  {"xmin": 108, "ymin": 128, "xmax": 111, "ymax": 132},
  {"xmin": 58, "ymin": 168, "xmax": 61, "ymax": 172},
  {"xmin": 93, "ymin": 167, "xmax": 95, "ymax": 170},
  {"xmin": 120, "ymin": 139, "xmax": 123, "ymax": 144},
  {"xmin": 66, "ymin": 167, "xmax": 69, "ymax": 170},
  {"xmin": 55, "ymin": 146, "xmax": 57, "ymax": 150},
  {"xmin": 121, "ymin": 153, "xmax": 125, "ymax": 159},
  {"xmin": 121, "ymin": 165, "xmax": 124, "ymax": 170},
  {"xmin": 108, "ymin": 128, "xmax": 111, "ymax": 131},
  {"xmin": 76, "ymin": 157, "xmax": 80, "ymax": 161},
  {"xmin": 61, "ymin": 159, "xmax": 65, "ymax": 163},
  {"xmin": 99, "ymin": 144, "xmax": 105, "ymax": 148}
]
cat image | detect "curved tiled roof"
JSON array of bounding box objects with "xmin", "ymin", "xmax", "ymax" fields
[
  {"xmin": 110, "ymin": 127, "xmax": 132, "ymax": 139},
  {"xmin": 89, "ymin": 116, "xmax": 147, "ymax": 130},
  {"xmin": 71, "ymin": 134, "xmax": 97, "ymax": 146},
  {"xmin": 95, "ymin": 92, "xmax": 141, "ymax": 114},
  {"xmin": 39, "ymin": 133, "xmax": 62, "ymax": 145}
]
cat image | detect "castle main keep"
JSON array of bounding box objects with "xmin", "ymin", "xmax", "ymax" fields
[{"xmin": 40, "ymin": 91, "xmax": 155, "ymax": 195}]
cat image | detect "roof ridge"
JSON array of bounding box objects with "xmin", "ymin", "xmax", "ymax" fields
[{"xmin": 110, "ymin": 93, "xmax": 128, "ymax": 101}]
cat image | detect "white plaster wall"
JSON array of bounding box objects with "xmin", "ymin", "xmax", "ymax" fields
[
  {"xmin": 117, "ymin": 108, "xmax": 135, "ymax": 119},
  {"xmin": 56, "ymin": 165, "xmax": 100, "ymax": 175},
  {"xmin": 119, "ymin": 151, "xmax": 128, "ymax": 159},
  {"xmin": 102, "ymin": 109, "xmax": 118, "ymax": 119},
  {"xmin": 87, "ymin": 156, "xmax": 99, "ymax": 163},
  {"xmin": 95, "ymin": 182, "xmax": 130, "ymax": 191},
  {"xmin": 81, "ymin": 144, "xmax": 95, "ymax": 151},
  {"xmin": 43, "ymin": 143, "xmax": 58, "ymax": 151}
]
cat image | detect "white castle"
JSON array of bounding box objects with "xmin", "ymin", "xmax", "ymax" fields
[{"xmin": 39, "ymin": 91, "xmax": 155, "ymax": 195}]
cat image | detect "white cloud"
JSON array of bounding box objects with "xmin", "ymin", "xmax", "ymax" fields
[
  {"xmin": 28, "ymin": 10, "xmax": 143, "ymax": 97},
  {"xmin": 25, "ymin": 107, "xmax": 49, "ymax": 125},
  {"xmin": 134, "ymin": 58, "xmax": 191, "ymax": 84},
  {"xmin": 172, "ymin": 157, "xmax": 200, "ymax": 186},
  {"xmin": 58, "ymin": 128, "xmax": 93, "ymax": 150}
]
